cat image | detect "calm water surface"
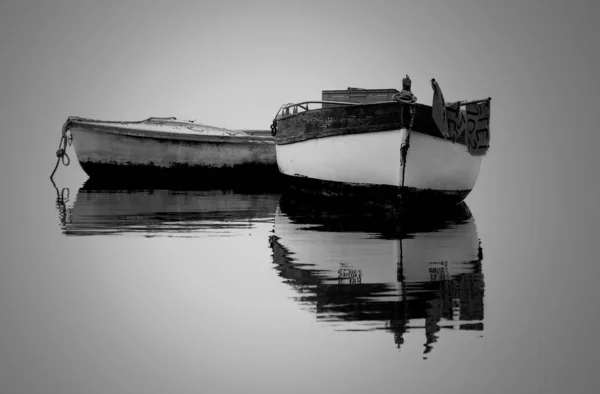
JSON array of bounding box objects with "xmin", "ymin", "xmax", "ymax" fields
[{"xmin": 0, "ymin": 164, "xmax": 597, "ymax": 394}]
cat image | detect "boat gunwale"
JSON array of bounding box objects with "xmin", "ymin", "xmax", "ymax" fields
[
  {"xmin": 273, "ymin": 101, "xmax": 461, "ymax": 146},
  {"xmin": 275, "ymin": 101, "xmax": 433, "ymax": 121},
  {"xmin": 68, "ymin": 120, "xmax": 275, "ymax": 145}
]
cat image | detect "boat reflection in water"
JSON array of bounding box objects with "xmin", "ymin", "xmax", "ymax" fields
[
  {"xmin": 59, "ymin": 177, "xmax": 282, "ymax": 236},
  {"xmin": 270, "ymin": 190, "xmax": 484, "ymax": 354}
]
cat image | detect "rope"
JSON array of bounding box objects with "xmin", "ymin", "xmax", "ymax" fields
[
  {"xmin": 50, "ymin": 120, "xmax": 73, "ymax": 180},
  {"xmin": 394, "ymin": 76, "xmax": 418, "ymax": 186},
  {"xmin": 393, "ymin": 90, "xmax": 418, "ymax": 104},
  {"xmin": 270, "ymin": 119, "xmax": 278, "ymax": 136},
  {"xmin": 49, "ymin": 116, "xmax": 179, "ymax": 180}
]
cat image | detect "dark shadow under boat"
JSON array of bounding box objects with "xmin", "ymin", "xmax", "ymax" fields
[
  {"xmin": 270, "ymin": 188, "xmax": 485, "ymax": 354},
  {"xmin": 80, "ymin": 171, "xmax": 286, "ymax": 192}
]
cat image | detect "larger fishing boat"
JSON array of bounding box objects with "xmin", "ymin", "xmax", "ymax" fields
[{"xmin": 270, "ymin": 76, "xmax": 491, "ymax": 206}]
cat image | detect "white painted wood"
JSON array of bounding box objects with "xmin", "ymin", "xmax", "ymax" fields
[
  {"xmin": 276, "ymin": 129, "xmax": 405, "ymax": 187},
  {"xmin": 276, "ymin": 129, "xmax": 482, "ymax": 192},
  {"xmin": 70, "ymin": 120, "xmax": 276, "ymax": 169},
  {"xmin": 403, "ymin": 132, "xmax": 482, "ymax": 191}
]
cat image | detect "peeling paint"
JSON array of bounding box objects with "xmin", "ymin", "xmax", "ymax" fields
[
  {"xmin": 275, "ymin": 102, "xmax": 448, "ymax": 146},
  {"xmin": 70, "ymin": 120, "xmax": 278, "ymax": 181}
]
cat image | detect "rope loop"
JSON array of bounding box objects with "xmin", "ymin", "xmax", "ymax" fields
[
  {"xmin": 57, "ymin": 131, "xmax": 71, "ymax": 166},
  {"xmin": 270, "ymin": 120, "xmax": 278, "ymax": 137},
  {"xmin": 50, "ymin": 120, "xmax": 73, "ymax": 180},
  {"xmin": 59, "ymin": 150, "xmax": 71, "ymax": 166},
  {"xmin": 393, "ymin": 91, "xmax": 418, "ymax": 104}
]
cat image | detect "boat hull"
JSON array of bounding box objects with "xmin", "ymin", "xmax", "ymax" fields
[
  {"xmin": 273, "ymin": 100, "xmax": 487, "ymax": 205},
  {"xmin": 69, "ymin": 118, "xmax": 278, "ymax": 180},
  {"xmin": 280, "ymin": 174, "xmax": 471, "ymax": 208},
  {"xmin": 275, "ymin": 127, "xmax": 481, "ymax": 206}
]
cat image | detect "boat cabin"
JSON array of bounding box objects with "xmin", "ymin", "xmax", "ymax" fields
[
  {"xmin": 277, "ymin": 87, "xmax": 400, "ymax": 117},
  {"xmin": 321, "ymin": 87, "xmax": 400, "ymax": 108}
]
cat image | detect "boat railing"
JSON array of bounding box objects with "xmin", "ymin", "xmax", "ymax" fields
[
  {"xmin": 275, "ymin": 101, "xmax": 359, "ymax": 118},
  {"xmin": 274, "ymin": 97, "xmax": 491, "ymax": 119},
  {"xmin": 456, "ymin": 98, "xmax": 492, "ymax": 106}
]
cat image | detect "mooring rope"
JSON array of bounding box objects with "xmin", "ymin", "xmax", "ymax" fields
[
  {"xmin": 392, "ymin": 90, "xmax": 418, "ymax": 104},
  {"xmin": 49, "ymin": 116, "xmax": 181, "ymax": 180},
  {"xmin": 393, "ymin": 76, "xmax": 418, "ymax": 187},
  {"xmin": 50, "ymin": 120, "xmax": 73, "ymax": 180}
]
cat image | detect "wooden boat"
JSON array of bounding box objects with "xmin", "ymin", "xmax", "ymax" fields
[
  {"xmin": 270, "ymin": 189, "xmax": 484, "ymax": 352},
  {"xmin": 61, "ymin": 116, "xmax": 278, "ymax": 180},
  {"xmin": 270, "ymin": 76, "xmax": 491, "ymax": 206}
]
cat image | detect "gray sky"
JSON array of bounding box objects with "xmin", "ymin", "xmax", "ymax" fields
[{"xmin": 1, "ymin": 0, "xmax": 596, "ymax": 126}]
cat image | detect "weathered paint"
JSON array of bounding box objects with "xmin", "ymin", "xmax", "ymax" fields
[
  {"xmin": 403, "ymin": 129, "xmax": 482, "ymax": 191},
  {"xmin": 273, "ymin": 100, "xmax": 484, "ymax": 200},
  {"xmin": 68, "ymin": 118, "xmax": 277, "ymax": 179},
  {"xmin": 276, "ymin": 128, "xmax": 404, "ymax": 187},
  {"xmin": 276, "ymin": 126, "xmax": 480, "ymax": 196},
  {"xmin": 274, "ymin": 102, "xmax": 462, "ymax": 146}
]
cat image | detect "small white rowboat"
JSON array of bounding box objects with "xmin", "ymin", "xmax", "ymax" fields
[{"xmin": 58, "ymin": 116, "xmax": 277, "ymax": 180}]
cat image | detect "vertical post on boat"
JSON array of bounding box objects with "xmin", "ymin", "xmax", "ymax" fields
[{"xmin": 397, "ymin": 75, "xmax": 416, "ymax": 187}]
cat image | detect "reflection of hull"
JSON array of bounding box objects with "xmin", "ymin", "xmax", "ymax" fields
[
  {"xmin": 62, "ymin": 179, "xmax": 281, "ymax": 236},
  {"xmin": 271, "ymin": 190, "xmax": 484, "ymax": 353}
]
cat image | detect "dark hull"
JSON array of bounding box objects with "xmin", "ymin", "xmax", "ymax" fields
[
  {"xmin": 68, "ymin": 118, "xmax": 278, "ymax": 186},
  {"xmin": 283, "ymin": 174, "xmax": 471, "ymax": 210},
  {"xmin": 274, "ymin": 102, "xmax": 456, "ymax": 145},
  {"xmin": 79, "ymin": 161, "xmax": 283, "ymax": 189}
]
